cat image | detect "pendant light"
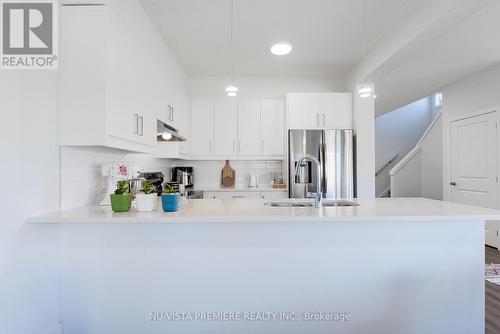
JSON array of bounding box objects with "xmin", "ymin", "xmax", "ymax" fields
[
  {"xmin": 225, "ymin": 0, "xmax": 238, "ymax": 97},
  {"xmin": 358, "ymin": 0, "xmax": 373, "ymax": 98}
]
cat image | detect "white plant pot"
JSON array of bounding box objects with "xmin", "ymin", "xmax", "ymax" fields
[{"xmin": 135, "ymin": 193, "xmax": 157, "ymax": 212}]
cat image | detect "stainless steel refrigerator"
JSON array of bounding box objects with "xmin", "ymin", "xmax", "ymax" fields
[{"xmin": 288, "ymin": 129, "xmax": 354, "ymax": 199}]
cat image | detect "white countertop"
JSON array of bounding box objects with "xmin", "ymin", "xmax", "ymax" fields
[
  {"xmin": 26, "ymin": 198, "xmax": 500, "ymax": 224},
  {"xmin": 194, "ymin": 186, "xmax": 287, "ymax": 192}
]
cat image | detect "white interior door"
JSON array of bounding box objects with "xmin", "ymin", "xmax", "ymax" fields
[{"xmin": 450, "ymin": 111, "xmax": 498, "ymax": 246}]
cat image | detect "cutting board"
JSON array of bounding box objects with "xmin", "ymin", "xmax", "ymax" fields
[{"xmin": 221, "ymin": 160, "xmax": 235, "ymax": 188}]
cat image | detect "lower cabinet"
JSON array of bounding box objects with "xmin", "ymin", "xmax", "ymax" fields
[{"xmin": 203, "ymin": 191, "xmax": 287, "ymax": 200}]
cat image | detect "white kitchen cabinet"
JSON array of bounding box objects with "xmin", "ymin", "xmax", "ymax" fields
[
  {"xmin": 59, "ymin": 5, "xmax": 155, "ymax": 153},
  {"xmin": 260, "ymin": 191, "xmax": 287, "ymax": 200},
  {"xmin": 261, "ymin": 100, "xmax": 285, "ymax": 155},
  {"xmin": 287, "ymin": 93, "xmax": 321, "ymax": 129},
  {"xmin": 203, "ymin": 191, "xmax": 265, "ymax": 199},
  {"xmin": 190, "ymin": 98, "xmax": 285, "ymax": 159},
  {"xmin": 238, "ymin": 100, "xmax": 261, "ymax": 155},
  {"xmin": 287, "ymin": 93, "xmax": 352, "ymax": 130},
  {"xmin": 191, "ymin": 100, "xmax": 215, "ymax": 155},
  {"xmin": 321, "ymin": 93, "xmax": 353, "ymax": 129},
  {"xmin": 214, "ymin": 100, "xmax": 238, "ymax": 155}
]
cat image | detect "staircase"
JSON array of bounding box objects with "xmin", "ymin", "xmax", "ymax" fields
[{"xmin": 389, "ymin": 112, "xmax": 443, "ymax": 199}]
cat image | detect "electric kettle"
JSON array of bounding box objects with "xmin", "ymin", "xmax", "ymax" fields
[{"xmin": 248, "ymin": 173, "xmax": 259, "ymax": 187}]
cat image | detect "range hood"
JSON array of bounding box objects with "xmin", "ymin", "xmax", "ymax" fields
[{"xmin": 157, "ymin": 119, "xmax": 186, "ymax": 142}]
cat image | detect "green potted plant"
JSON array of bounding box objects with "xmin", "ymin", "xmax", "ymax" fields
[
  {"xmin": 161, "ymin": 184, "xmax": 181, "ymax": 212},
  {"xmin": 136, "ymin": 181, "xmax": 157, "ymax": 212},
  {"xmin": 110, "ymin": 180, "xmax": 131, "ymax": 212}
]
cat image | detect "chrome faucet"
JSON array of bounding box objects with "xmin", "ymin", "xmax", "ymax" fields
[{"xmin": 294, "ymin": 154, "xmax": 322, "ymax": 208}]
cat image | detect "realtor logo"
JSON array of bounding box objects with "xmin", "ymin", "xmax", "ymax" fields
[{"xmin": 1, "ymin": 0, "xmax": 58, "ymax": 69}]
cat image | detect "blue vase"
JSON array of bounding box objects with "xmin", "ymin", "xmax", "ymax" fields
[{"xmin": 161, "ymin": 193, "xmax": 180, "ymax": 212}]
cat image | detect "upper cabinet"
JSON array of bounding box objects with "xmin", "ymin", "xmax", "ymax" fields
[
  {"xmin": 60, "ymin": 4, "xmax": 190, "ymax": 154},
  {"xmin": 190, "ymin": 99, "xmax": 285, "ymax": 159},
  {"xmin": 214, "ymin": 100, "xmax": 238, "ymax": 155},
  {"xmin": 237, "ymin": 100, "xmax": 261, "ymax": 155},
  {"xmin": 261, "ymin": 100, "xmax": 285, "ymax": 155},
  {"xmin": 191, "ymin": 100, "xmax": 215, "ymax": 155},
  {"xmin": 60, "ymin": 5, "xmax": 154, "ymax": 153},
  {"xmin": 287, "ymin": 93, "xmax": 352, "ymax": 130}
]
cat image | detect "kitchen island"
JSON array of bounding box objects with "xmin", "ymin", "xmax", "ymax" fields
[{"xmin": 27, "ymin": 198, "xmax": 500, "ymax": 334}]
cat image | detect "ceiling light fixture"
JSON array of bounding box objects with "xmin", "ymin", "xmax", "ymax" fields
[
  {"xmin": 358, "ymin": 0, "xmax": 374, "ymax": 98},
  {"xmin": 225, "ymin": 85, "xmax": 238, "ymax": 97},
  {"xmin": 270, "ymin": 43, "xmax": 292, "ymax": 56},
  {"xmin": 225, "ymin": 0, "xmax": 238, "ymax": 97}
]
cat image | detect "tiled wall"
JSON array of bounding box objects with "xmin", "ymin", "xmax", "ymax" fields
[
  {"xmin": 170, "ymin": 160, "xmax": 285, "ymax": 189},
  {"xmin": 60, "ymin": 146, "xmax": 286, "ymax": 208},
  {"xmin": 60, "ymin": 147, "xmax": 173, "ymax": 209}
]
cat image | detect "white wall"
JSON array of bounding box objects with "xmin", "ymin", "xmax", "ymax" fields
[
  {"xmin": 375, "ymin": 97, "xmax": 434, "ymax": 196},
  {"xmin": 0, "ymin": 1, "xmax": 189, "ymax": 333},
  {"xmin": 0, "ymin": 72, "xmax": 61, "ymax": 333},
  {"xmin": 170, "ymin": 160, "xmax": 284, "ymax": 189},
  {"xmin": 354, "ymin": 84, "xmax": 376, "ymax": 199},
  {"xmin": 188, "ymin": 75, "xmax": 345, "ymax": 99}
]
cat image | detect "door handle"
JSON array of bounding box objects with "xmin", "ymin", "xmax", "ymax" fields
[
  {"xmin": 316, "ymin": 113, "xmax": 320, "ymax": 126},
  {"xmin": 209, "ymin": 139, "xmax": 213, "ymax": 154},
  {"xmin": 171, "ymin": 106, "xmax": 174, "ymax": 121},
  {"xmin": 322, "ymin": 113, "xmax": 326, "ymax": 126},
  {"xmin": 167, "ymin": 105, "xmax": 171, "ymax": 121},
  {"xmin": 238, "ymin": 140, "xmax": 241, "ymax": 153},
  {"xmin": 138, "ymin": 116, "xmax": 144, "ymax": 136},
  {"xmin": 133, "ymin": 114, "xmax": 139, "ymax": 134},
  {"xmin": 450, "ymin": 182, "xmax": 457, "ymax": 186},
  {"xmin": 233, "ymin": 140, "xmax": 236, "ymax": 153}
]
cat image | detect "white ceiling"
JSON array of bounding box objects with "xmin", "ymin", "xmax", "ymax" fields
[
  {"xmin": 139, "ymin": 0, "xmax": 429, "ymax": 76},
  {"xmin": 374, "ymin": 0, "xmax": 500, "ymax": 115}
]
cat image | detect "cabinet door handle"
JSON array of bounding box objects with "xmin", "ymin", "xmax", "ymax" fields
[
  {"xmin": 322, "ymin": 113, "xmax": 326, "ymax": 126},
  {"xmin": 139, "ymin": 116, "xmax": 144, "ymax": 136},
  {"xmin": 316, "ymin": 113, "xmax": 320, "ymax": 126},
  {"xmin": 171, "ymin": 106, "xmax": 174, "ymax": 121},
  {"xmin": 209, "ymin": 139, "xmax": 213, "ymax": 154},
  {"xmin": 232, "ymin": 195, "xmax": 245, "ymax": 199},
  {"xmin": 133, "ymin": 114, "xmax": 139, "ymax": 134},
  {"xmin": 167, "ymin": 105, "xmax": 171, "ymax": 121},
  {"xmin": 450, "ymin": 182, "xmax": 456, "ymax": 186},
  {"xmin": 238, "ymin": 140, "xmax": 241, "ymax": 153},
  {"xmin": 261, "ymin": 140, "xmax": 265, "ymax": 153},
  {"xmin": 233, "ymin": 140, "xmax": 236, "ymax": 153}
]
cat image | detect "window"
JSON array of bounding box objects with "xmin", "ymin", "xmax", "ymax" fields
[{"xmin": 433, "ymin": 92, "xmax": 443, "ymax": 108}]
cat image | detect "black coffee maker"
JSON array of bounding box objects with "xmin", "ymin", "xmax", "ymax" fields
[{"xmin": 139, "ymin": 172, "xmax": 164, "ymax": 196}]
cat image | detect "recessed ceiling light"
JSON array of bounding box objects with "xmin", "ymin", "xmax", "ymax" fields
[{"xmin": 270, "ymin": 43, "xmax": 292, "ymax": 56}]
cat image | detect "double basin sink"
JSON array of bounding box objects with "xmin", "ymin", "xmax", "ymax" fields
[{"xmin": 265, "ymin": 200, "xmax": 359, "ymax": 208}]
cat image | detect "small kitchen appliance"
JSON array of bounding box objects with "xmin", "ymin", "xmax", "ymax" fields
[
  {"xmin": 248, "ymin": 173, "xmax": 259, "ymax": 187},
  {"xmin": 172, "ymin": 167, "xmax": 194, "ymax": 187},
  {"xmin": 139, "ymin": 172, "xmax": 164, "ymax": 196}
]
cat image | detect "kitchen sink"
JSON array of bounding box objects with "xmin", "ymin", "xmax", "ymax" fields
[
  {"xmin": 264, "ymin": 200, "xmax": 359, "ymax": 207},
  {"xmin": 322, "ymin": 200, "xmax": 359, "ymax": 207},
  {"xmin": 264, "ymin": 201, "xmax": 315, "ymax": 207}
]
